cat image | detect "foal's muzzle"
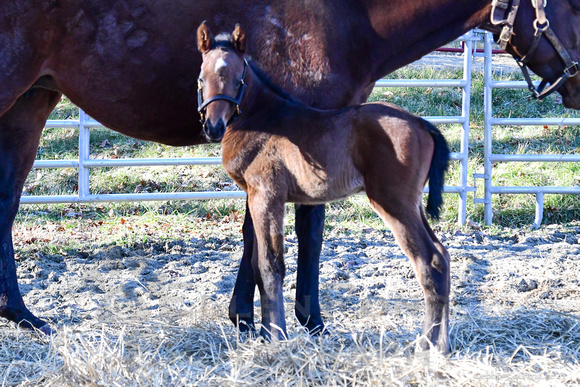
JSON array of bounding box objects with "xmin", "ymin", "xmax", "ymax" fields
[{"xmin": 203, "ymin": 118, "xmax": 226, "ymax": 142}]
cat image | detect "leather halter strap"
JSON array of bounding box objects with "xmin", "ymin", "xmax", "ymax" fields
[
  {"xmin": 197, "ymin": 59, "xmax": 248, "ymax": 125},
  {"xmin": 490, "ymin": 0, "xmax": 579, "ymax": 100}
]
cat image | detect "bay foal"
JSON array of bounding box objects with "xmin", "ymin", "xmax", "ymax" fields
[{"xmin": 197, "ymin": 23, "xmax": 451, "ymax": 352}]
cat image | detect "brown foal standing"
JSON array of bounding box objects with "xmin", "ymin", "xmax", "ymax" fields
[{"xmin": 196, "ymin": 22, "xmax": 452, "ymax": 353}]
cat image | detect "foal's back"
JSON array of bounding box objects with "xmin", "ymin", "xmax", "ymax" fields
[{"xmin": 222, "ymin": 100, "xmax": 435, "ymax": 205}]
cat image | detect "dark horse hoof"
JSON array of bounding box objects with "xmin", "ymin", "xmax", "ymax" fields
[
  {"xmin": 18, "ymin": 320, "xmax": 53, "ymax": 336},
  {"xmin": 1, "ymin": 305, "xmax": 53, "ymax": 336},
  {"xmin": 36, "ymin": 323, "xmax": 54, "ymax": 335},
  {"xmin": 233, "ymin": 319, "xmax": 257, "ymax": 336},
  {"xmin": 309, "ymin": 324, "xmax": 329, "ymax": 337}
]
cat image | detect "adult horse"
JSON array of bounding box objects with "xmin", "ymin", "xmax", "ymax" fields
[{"xmin": 0, "ymin": 0, "xmax": 578, "ymax": 346}]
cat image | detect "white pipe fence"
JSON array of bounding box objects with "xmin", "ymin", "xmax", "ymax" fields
[
  {"xmin": 21, "ymin": 31, "xmax": 580, "ymax": 227},
  {"xmin": 477, "ymin": 32, "xmax": 580, "ymax": 228}
]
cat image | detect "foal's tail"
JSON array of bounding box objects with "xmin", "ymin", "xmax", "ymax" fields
[{"xmin": 424, "ymin": 120, "xmax": 450, "ymax": 219}]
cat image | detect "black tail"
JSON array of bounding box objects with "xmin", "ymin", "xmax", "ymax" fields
[{"xmin": 424, "ymin": 120, "xmax": 450, "ymax": 219}]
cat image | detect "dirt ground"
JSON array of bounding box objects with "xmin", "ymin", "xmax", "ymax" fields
[
  {"xmin": 12, "ymin": 218, "xmax": 580, "ymax": 351},
  {"xmin": 4, "ymin": 216, "xmax": 579, "ymax": 384}
]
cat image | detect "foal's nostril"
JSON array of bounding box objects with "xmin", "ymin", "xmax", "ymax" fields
[{"xmin": 204, "ymin": 119, "xmax": 226, "ymax": 142}]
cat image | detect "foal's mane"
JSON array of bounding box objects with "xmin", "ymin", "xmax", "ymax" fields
[{"xmin": 214, "ymin": 33, "xmax": 304, "ymax": 106}]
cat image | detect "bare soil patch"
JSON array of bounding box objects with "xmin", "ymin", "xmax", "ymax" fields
[{"xmin": 3, "ymin": 215, "xmax": 580, "ymax": 385}]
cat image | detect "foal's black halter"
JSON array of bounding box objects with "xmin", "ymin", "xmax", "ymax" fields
[
  {"xmin": 197, "ymin": 59, "xmax": 249, "ymax": 125},
  {"xmin": 490, "ymin": 0, "xmax": 579, "ymax": 100}
]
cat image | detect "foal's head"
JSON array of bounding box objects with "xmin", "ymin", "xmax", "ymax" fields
[{"xmin": 197, "ymin": 22, "xmax": 247, "ymax": 142}]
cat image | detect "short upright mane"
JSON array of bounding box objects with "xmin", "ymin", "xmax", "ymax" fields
[{"xmin": 213, "ymin": 32, "xmax": 236, "ymax": 50}]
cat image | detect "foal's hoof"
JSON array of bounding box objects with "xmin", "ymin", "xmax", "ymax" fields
[
  {"xmin": 235, "ymin": 321, "xmax": 258, "ymax": 341},
  {"xmin": 234, "ymin": 319, "xmax": 256, "ymax": 333},
  {"xmin": 417, "ymin": 337, "xmax": 450, "ymax": 355},
  {"xmin": 259, "ymin": 326, "xmax": 288, "ymax": 342},
  {"xmin": 37, "ymin": 323, "xmax": 54, "ymax": 336}
]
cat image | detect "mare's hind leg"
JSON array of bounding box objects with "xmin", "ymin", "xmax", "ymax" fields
[
  {"xmin": 0, "ymin": 88, "xmax": 61, "ymax": 332},
  {"xmin": 368, "ymin": 198, "xmax": 450, "ymax": 353}
]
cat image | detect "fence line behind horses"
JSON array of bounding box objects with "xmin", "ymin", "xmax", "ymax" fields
[
  {"xmin": 21, "ymin": 31, "xmax": 580, "ymax": 227},
  {"xmin": 477, "ymin": 33, "xmax": 580, "ymax": 227}
]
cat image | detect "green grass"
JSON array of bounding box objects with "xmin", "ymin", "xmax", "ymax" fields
[{"xmin": 21, "ymin": 64, "xmax": 580, "ymax": 233}]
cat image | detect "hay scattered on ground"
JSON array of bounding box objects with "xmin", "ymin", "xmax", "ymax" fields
[
  {"xmin": 1, "ymin": 304, "xmax": 578, "ymax": 386},
  {"xmin": 4, "ymin": 216, "xmax": 580, "ymax": 385}
]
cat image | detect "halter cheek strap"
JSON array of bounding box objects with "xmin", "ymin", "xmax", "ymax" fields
[
  {"xmin": 490, "ymin": 0, "xmax": 579, "ymax": 100},
  {"xmin": 197, "ymin": 59, "xmax": 248, "ymax": 125}
]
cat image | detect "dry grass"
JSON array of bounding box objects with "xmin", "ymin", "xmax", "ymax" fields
[{"xmin": 1, "ymin": 305, "xmax": 578, "ymax": 386}]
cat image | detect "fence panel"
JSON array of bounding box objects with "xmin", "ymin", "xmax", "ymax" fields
[{"xmin": 478, "ymin": 32, "xmax": 580, "ymax": 227}]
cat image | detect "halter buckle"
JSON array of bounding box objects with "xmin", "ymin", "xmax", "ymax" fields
[{"xmin": 565, "ymin": 62, "xmax": 579, "ymax": 78}]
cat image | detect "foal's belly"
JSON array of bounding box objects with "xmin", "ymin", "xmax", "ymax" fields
[{"xmin": 284, "ymin": 157, "xmax": 365, "ymax": 205}]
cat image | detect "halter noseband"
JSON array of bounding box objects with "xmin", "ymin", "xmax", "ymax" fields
[
  {"xmin": 490, "ymin": 0, "xmax": 579, "ymax": 100},
  {"xmin": 197, "ymin": 59, "xmax": 249, "ymax": 125}
]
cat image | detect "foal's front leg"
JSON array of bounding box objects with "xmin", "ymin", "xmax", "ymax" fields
[{"xmin": 247, "ymin": 192, "xmax": 287, "ymax": 340}]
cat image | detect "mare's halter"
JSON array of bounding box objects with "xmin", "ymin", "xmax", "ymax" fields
[
  {"xmin": 490, "ymin": 0, "xmax": 579, "ymax": 100},
  {"xmin": 197, "ymin": 58, "xmax": 249, "ymax": 125}
]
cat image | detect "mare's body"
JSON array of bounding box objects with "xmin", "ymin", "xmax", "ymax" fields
[
  {"xmin": 198, "ymin": 24, "xmax": 451, "ymax": 351},
  {"xmin": 0, "ymin": 0, "xmax": 578, "ymax": 334}
]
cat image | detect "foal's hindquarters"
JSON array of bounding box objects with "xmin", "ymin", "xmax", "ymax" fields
[{"xmin": 222, "ymin": 102, "xmax": 450, "ymax": 352}]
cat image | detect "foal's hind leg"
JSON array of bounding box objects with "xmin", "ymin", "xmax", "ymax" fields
[
  {"xmin": 0, "ymin": 88, "xmax": 61, "ymax": 333},
  {"xmin": 368, "ymin": 198, "xmax": 450, "ymax": 353}
]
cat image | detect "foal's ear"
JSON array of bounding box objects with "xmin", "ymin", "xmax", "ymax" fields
[
  {"xmin": 197, "ymin": 21, "xmax": 215, "ymax": 54},
  {"xmin": 232, "ymin": 24, "xmax": 246, "ymax": 54}
]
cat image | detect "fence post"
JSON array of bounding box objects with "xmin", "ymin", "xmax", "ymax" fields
[
  {"xmin": 458, "ymin": 33, "xmax": 474, "ymax": 225},
  {"xmin": 483, "ymin": 33, "xmax": 494, "ymax": 225},
  {"xmin": 78, "ymin": 109, "xmax": 90, "ymax": 201}
]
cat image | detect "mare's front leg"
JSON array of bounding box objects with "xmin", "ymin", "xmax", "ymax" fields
[
  {"xmin": 294, "ymin": 204, "xmax": 325, "ymax": 334},
  {"xmin": 0, "ymin": 88, "xmax": 61, "ymax": 333},
  {"xmin": 247, "ymin": 191, "xmax": 287, "ymax": 340},
  {"xmin": 229, "ymin": 203, "xmax": 326, "ymax": 335},
  {"xmin": 228, "ymin": 201, "xmax": 257, "ymax": 332}
]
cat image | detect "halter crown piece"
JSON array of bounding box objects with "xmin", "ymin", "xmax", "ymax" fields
[
  {"xmin": 197, "ymin": 59, "xmax": 249, "ymax": 125},
  {"xmin": 490, "ymin": 0, "xmax": 579, "ymax": 100}
]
